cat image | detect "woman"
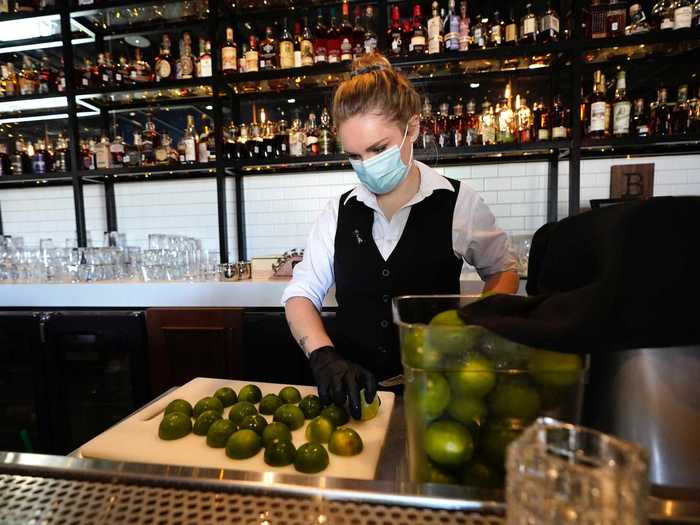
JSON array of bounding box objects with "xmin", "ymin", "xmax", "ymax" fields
[{"xmin": 283, "ymin": 53, "xmax": 518, "ymax": 419}]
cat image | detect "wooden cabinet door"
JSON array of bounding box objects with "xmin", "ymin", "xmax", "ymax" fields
[{"xmin": 146, "ymin": 308, "xmax": 243, "ymax": 397}]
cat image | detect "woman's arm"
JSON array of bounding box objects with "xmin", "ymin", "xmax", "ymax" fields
[
  {"xmin": 483, "ymin": 269, "xmax": 520, "ymax": 295},
  {"xmin": 284, "ymin": 297, "xmax": 334, "ymax": 356}
]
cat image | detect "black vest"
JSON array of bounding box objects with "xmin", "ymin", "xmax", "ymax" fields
[{"xmin": 333, "ymin": 178, "xmax": 463, "ymax": 380}]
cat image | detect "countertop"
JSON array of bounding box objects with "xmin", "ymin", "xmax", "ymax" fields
[{"xmin": 0, "ymin": 270, "xmax": 526, "ymax": 308}]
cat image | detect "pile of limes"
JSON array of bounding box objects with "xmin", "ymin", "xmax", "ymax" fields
[
  {"xmin": 158, "ymin": 383, "xmax": 378, "ymax": 474},
  {"xmin": 403, "ymin": 308, "xmax": 584, "ymax": 489}
]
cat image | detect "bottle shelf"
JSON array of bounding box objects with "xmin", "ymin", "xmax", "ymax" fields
[
  {"xmin": 580, "ymin": 27, "xmax": 700, "ymax": 51},
  {"xmin": 223, "ymin": 0, "xmax": 377, "ymax": 19},
  {"xmin": 0, "ymin": 8, "xmax": 61, "ymax": 23},
  {"xmin": 580, "ymin": 133, "xmax": 700, "ymax": 157},
  {"xmin": 77, "ymin": 161, "xmax": 217, "ymax": 180},
  {"xmin": 0, "ymin": 171, "xmax": 73, "ymax": 188},
  {"xmin": 75, "ymin": 78, "xmax": 214, "ymax": 109}
]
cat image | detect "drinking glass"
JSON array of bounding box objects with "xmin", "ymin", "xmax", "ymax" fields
[{"xmin": 506, "ymin": 418, "xmax": 649, "ymax": 525}]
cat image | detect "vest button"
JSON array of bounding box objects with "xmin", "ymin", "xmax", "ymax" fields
[
  {"xmin": 380, "ymin": 320, "xmax": 389, "ymax": 328},
  {"xmin": 382, "ymin": 294, "xmax": 391, "ymax": 303},
  {"xmin": 381, "ymin": 268, "xmax": 390, "ymax": 277}
]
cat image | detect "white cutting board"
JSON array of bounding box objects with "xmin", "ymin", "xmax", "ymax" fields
[{"xmin": 79, "ymin": 377, "xmax": 395, "ymax": 480}]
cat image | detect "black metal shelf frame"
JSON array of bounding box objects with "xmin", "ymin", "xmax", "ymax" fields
[{"xmin": 0, "ymin": 0, "xmax": 698, "ymax": 261}]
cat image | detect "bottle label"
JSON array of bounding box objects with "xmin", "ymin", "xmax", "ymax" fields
[
  {"xmin": 198, "ymin": 142, "xmax": 209, "ymax": 163},
  {"xmin": 390, "ymin": 32, "xmax": 402, "ymax": 54},
  {"xmin": 590, "ymin": 101, "xmax": 607, "ymax": 132},
  {"xmin": 301, "ymin": 40, "xmax": 314, "ymax": 66},
  {"xmin": 102, "ymin": 73, "xmax": 109, "ymax": 82},
  {"xmin": 245, "ymin": 51, "xmax": 259, "ymax": 72},
  {"xmin": 491, "ymin": 25, "xmax": 502, "ymax": 43},
  {"xmin": 445, "ymin": 32, "xmax": 460, "ymax": 50},
  {"xmin": 328, "ymin": 49, "xmax": 340, "ymax": 63},
  {"xmin": 222, "ymin": 47, "xmax": 237, "ymax": 71},
  {"xmin": 364, "ymin": 36, "xmax": 377, "ymax": 55},
  {"xmin": 674, "ymin": 6, "xmax": 692, "ymax": 28},
  {"xmin": 156, "ymin": 60, "xmax": 171, "ymax": 80},
  {"xmin": 613, "ymin": 101, "xmax": 631, "ymax": 134},
  {"xmin": 636, "ymin": 124, "xmax": 649, "ymax": 135},
  {"xmin": 661, "ymin": 16, "xmax": 674, "ymax": 29},
  {"xmin": 314, "ymin": 44, "xmax": 327, "ymax": 63},
  {"xmin": 185, "ymin": 139, "xmax": 196, "ymax": 162},
  {"xmin": 552, "ymin": 125, "xmax": 568, "ymax": 139},
  {"xmin": 179, "ymin": 56, "xmax": 194, "ymax": 78},
  {"xmin": 340, "ymin": 38, "xmax": 353, "ymax": 61},
  {"xmin": 538, "ymin": 128, "xmax": 551, "ymax": 140},
  {"xmin": 523, "ymin": 17, "xmax": 536, "ymax": 35},
  {"xmin": 280, "ymin": 41, "xmax": 295, "ymax": 68},
  {"xmin": 293, "ymin": 50, "xmax": 302, "ymax": 68},
  {"xmin": 506, "ymin": 23, "xmax": 517, "ymax": 42},
  {"xmin": 428, "ymin": 16, "xmax": 442, "ymax": 54},
  {"xmin": 411, "ymin": 35, "xmax": 426, "ymax": 50},
  {"xmin": 541, "ymin": 14, "xmax": 560, "ymax": 33}
]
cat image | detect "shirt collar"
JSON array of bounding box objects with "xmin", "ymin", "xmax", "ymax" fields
[{"xmin": 343, "ymin": 161, "xmax": 454, "ymax": 210}]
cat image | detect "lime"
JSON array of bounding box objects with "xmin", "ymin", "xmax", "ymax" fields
[
  {"xmin": 299, "ymin": 394, "xmax": 322, "ymax": 419},
  {"xmin": 262, "ymin": 421, "xmax": 293, "ymax": 447},
  {"xmin": 214, "ymin": 387, "xmax": 237, "ymax": 407},
  {"xmin": 294, "ymin": 442, "xmax": 329, "ymax": 474},
  {"xmin": 259, "ymin": 393, "xmax": 284, "ymax": 415},
  {"xmin": 480, "ymin": 330, "xmax": 530, "ymax": 370},
  {"xmin": 408, "ymin": 372, "xmax": 450, "ymax": 421},
  {"xmin": 238, "ymin": 413, "xmax": 269, "ymax": 436},
  {"xmin": 320, "ymin": 404, "xmax": 350, "ymax": 427},
  {"xmin": 158, "ymin": 412, "xmax": 192, "ymax": 440},
  {"xmin": 225, "ymin": 429, "xmax": 262, "ymax": 460},
  {"xmin": 273, "ymin": 404, "xmax": 306, "ymax": 430},
  {"xmin": 489, "ymin": 381, "xmax": 541, "ymax": 422},
  {"xmin": 425, "ymin": 420, "xmax": 474, "ymax": 469},
  {"xmin": 447, "ymin": 396, "xmax": 487, "ymax": 427},
  {"xmin": 228, "ymin": 401, "xmax": 258, "ymax": 428},
  {"xmin": 359, "ymin": 389, "xmax": 381, "ymax": 421},
  {"xmin": 426, "ymin": 324, "xmax": 485, "ymax": 357},
  {"xmin": 164, "ymin": 399, "xmax": 193, "ymax": 418},
  {"xmin": 194, "ymin": 396, "xmax": 224, "ymax": 419},
  {"xmin": 279, "ymin": 386, "xmax": 302, "ymax": 404},
  {"xmin": 429, "ymin": 309, "xmax": 465, "ymax": 326},
  {"xmin": 402, "ymin": 325, "xmax": 440, "ymax": 369},
  {"xmin": 238, "ymin": 384, "xmax": 263, "ymax": 404},
  {"xmin": 461, "ymin": 461, "xmax": 503, "ymax": 489},
  {"xmin": 206, "ymin": 419, "xmax": 236, "ymax": 448},
  {"xmin": 328, "ymin": 427, "xmax": 363, "ymax": 456},
  {"xmin": 428, "ymin": 462, "xmax": 458, "ymax": 484},
  {"xmin": 447, "ymin": 354, "xmax": 496, "ymax": 398},
  {"xmin": 481, "ymin": 419, "xmax": 525, "ymax": 468},
  {"xmin": 264, "ymin": 440, "xmax": 296, "ymax": 467},
  {"xmin": 305, "ymin": 415, "xmax": 336, "ymax": 444},
  {"xmin": 528, "ymin": 349, "xmax": 583, "ymax": 388},
  {"xmin": 193, "ymin": 409, "xmax": 222, "ymax": 436}
]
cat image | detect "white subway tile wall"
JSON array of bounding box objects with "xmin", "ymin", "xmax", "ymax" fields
[{"xmin": 1, "ymin": 155, "xmax": 698, "ymax": 257}]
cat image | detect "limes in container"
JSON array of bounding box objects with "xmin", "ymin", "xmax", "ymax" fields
[
  {"xmin": 425, "ymin": 420, "xmax": 474, "ymax": 469},
  {"xmin": 402, "ymin": 325, "xmax": 441, "ymax": 369},
  {"xmin": 447, "ymin": 354, "xmax": 496, "ymax": 398},
  {"xmin": 447, "ymin": 396, "xmax": 487, "ymax": 428},
  {"xmin": 528, "ymin": 349, "xmax": 583, "ymax": 388},
  {"xmin": 408, "ymin": 372, "xmax": 450, "ymax": 421},
  {"xmin": 481, "ymin": 418, "xmax": 525, "ymax": 468},
  {"xmin": 489, "ymin": 381, "xmax": 541, "ymax": 423}
]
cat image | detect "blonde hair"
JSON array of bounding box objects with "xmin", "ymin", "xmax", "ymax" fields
[{"xmin": 332, "ymin": 52, "xmax": 422, "ymax": 130}]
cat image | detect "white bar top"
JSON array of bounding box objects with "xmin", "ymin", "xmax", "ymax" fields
[{"xmin": 0, "ymin": 271, "xmax": 525, "ymax": 309}]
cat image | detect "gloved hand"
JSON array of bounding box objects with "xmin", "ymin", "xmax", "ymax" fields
[{"xmin": 308, "ymin": 346, "xmax": 377, "ymax": 420}]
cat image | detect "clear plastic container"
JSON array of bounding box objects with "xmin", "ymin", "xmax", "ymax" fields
[{"xmin": 393, "ymin": 295, "xmax": 588, "ymax": 488}]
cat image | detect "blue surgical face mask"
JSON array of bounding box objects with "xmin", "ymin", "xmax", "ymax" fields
[{"xmin": 349, "ymin": 123, "xmax": 413, "ymax": 195}]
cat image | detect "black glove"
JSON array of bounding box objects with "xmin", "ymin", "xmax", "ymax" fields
[{"xmin": 308, "ymin": 346, "xmax": 377, "ymax": 420}]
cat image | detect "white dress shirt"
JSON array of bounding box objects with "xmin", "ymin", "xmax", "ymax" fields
[{"xmin": 282, "ymin": 161, "xmax": 517, "ymax": 310}]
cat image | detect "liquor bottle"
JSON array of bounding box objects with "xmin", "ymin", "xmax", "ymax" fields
[
  {"xmin": 533, "ymin": 100, "xmax": 550, "ymax": 141},
  {"xmin": 318, "ymin": 107, "xmax": 335, "ymax": 155},
  {"xmin": 427, "ymin": 1, "xmax": 443, "ymax": 54},
  {"xmin": 612, "ymin": 70, "xmax": 632, "ymax": 137},
  {"xmin": 333, "ymin": 5, "xmax": 351, "ymax": 63},
  {"xmin": 651, "ymin": 0, "xmax": 675, "ymax": 29},
  {"xmin": 155, "ymin": 35, "xmax": 176, "ymax": 82},
  {"xmin": 626, "ymin": 3, "xmax": 651, "ymax": 33},
  {"xmin": 305, "ymin": 112, "xmax": 320, "ymax": 156},
  {"xmin": 114, "ymin": 56, "xmax": 129, "ymax": 85},
  {"xmin": 693, "ymin": 0, "xmax": 700, "ymax": 26},
  {"xmin": 14, "ymin": 0, "xmax": 36, "ymax": 13},
  {"xmin": 0, "ymin": 144, "xmax": 11, "ymax": 177},
  {"xmin": 471, "ymin": 14, "xmax": 486, "ymax": 48},
  {"xmin": 236, "ymin": 124, "xmax": 251, "ymax": 159},
  {"xmin": 273, "ymin": 116, "xmax": 287, "ymax": 157},
  {"xmin": 449, "ymin": 98, "xmax": 465, "ymax": 146},
  {"xmin": 436, "ymin": 102, "xmax": 449, "ymax": 147},
  {"xmin": 292, "ymin": 20, "xmax": 303, "ymax": 68},
  {"xmin": 588, "ymin": 71, "xmax": 608, "ymax": 138},
  {"xmin": 314, "ymin": 10, "xmax": 328, "ymax": 64},
  {"xmin": 607, "ymin": 0, "xmax": 627, "ymax": 36},
  {"xmin": 249, "ymin": 119, "xmax": 263, "ymax": 159},
  {"xmin": 3, "ymin": 64, "xmax": 17, "ymax": 96},
  {"xmin": 387, "ymin": 5, "xmax": 403, "ymax": 57},
  {"xmin": 131, "ymin": 49, "xmax": 152, "ymax": 83},
  {"xmin": 177, "ymin": 42, "xmax": 195, "ymax": 79},
  {"xmin": 410, "ymin": 4, "xmax": 427, "ymax": 55},
  {"xmin": 480, "ymin": 100, "xmax": 496, "ymax": 145},
  {"xmin": 326, "ymin": 9, "xmax": 341, "ymax": 63},
  {"xmin": 245, "ymin": 35, "xmax": 259, "ymax": 73},
  {"xmin": 110, "ymin": 134, "xmax": 125, "ymax": 168},
  {"xmin": 418, "ymin": 99, "xmax": 436, "ymax": 149},
  {"xmin": 301, "ymin": 17, "xmax": 315, "ymax": 67},
  {"xmin": 152, "ymin": 133, "xmax": 169, "ymax": 165},
  {"xmin": 673, "ymin": 0, "xmax": 693, "ymax": 28},
  {"xmin": 363, "ymin": 6, "xmax": 378, "ymax": 54},
  {"xmin": 551, "ymin": 95, "xmax": 569, "ymax": 139},
  {"xmin": 95, "ymin": 136, "xmax": 112, "ymax": 170},
  {"xmin": 261, "ymin": 120, "xmax": 276, "ymax": 160},
  {"xmin": 505, "ymin": 7, "xmax": 518, "ymax": 45},
  {"xmin": 0, "ymin": 1, "xmax": 9, "ymax": 13},
  {"xmin": 122, "ymin": 132, "xmax": 141, "ymax": 168},
  {"xmin": 198, "ymin": 39, "xmax": 212, "ymax": 77},
  {"xmin": 142, "ymin": 116, "xmax": 159, "ymax": 166},
  {"xmin": 515, "ymin": 96, "xmax": 533, "ymax": 143},
  {"xmin": 221, "ymin": 27, "xmax": 238, "ymax": 74},
  {"xmin": 445, "ymin": 0, "xmax": 461, "ymax": 51},
  {"xmin": 497, "ymin": 85, "xmax": 515, "ymax": 144},
  {"xmin": 52, "ymin": 134, "xmax": 69, "ymax": 172},
  {"xmin": 490, "ymin": 11, "xmax": 504, "ymax": 47},
  {"xmin": 11, "ymin": 139, "xmax": 30, "ymax": 175},
  {"xmin": 286, "ymin": 114, "xmax": 303, "ymax": 157},
  {"xmin": 278, "ymin": 19, "xmax": 295, "ymax": 69},
  {"xmin": 458, "ymin": 1, "xmax": 471, "ymax": 51},
  {"xmin": 32, "ymin": 139, "xmax": 52, "ymax": 174},
  {"xmin": 181, "ymin": 115, "xmax": 198, "ymax": 164},
  {"xmin": 198, "ymin": 117, "xmax": 214, "ymax": 163},
  {"xmin": 464, "ymin": 98, "xmax": 480, "ymax": 145},
  {"xmin": 19, "ymin": 56, "xmax": 36, "ymax": 96},
  {"xmin": 520, "ymin": 3, "xmax": 538, "ymax": 43},
  {"xmin": 38, "ymin": 55, "xmax": 51, "ymax": 94},
  {"xmin": 259, "ymin": 26, "xmax": 278, "ymax": 70},
  {"xmin": 353, "ymin": 6, "xmax": 367, "ymax": 58},
  {"xmin": 632, "ymin": 98, "xmax": 650, "ymax": 136},
  {"xmin": 539, "ymin": 0, "xmax": 560, "ymax": 43},
  {"xmin": 688, "ymin": 86, "xmax": 700, "ymax": 132},
  {"xmin": 652, "ymin": 87, "xmax": 672, "ymax": 135},
  {"xmin": 98, "ymin": 53, "xmax": 114, "ymax": 86},
  {"xmin": 673, "ymin": 84, "xmax": 690, "ymax": 134}
]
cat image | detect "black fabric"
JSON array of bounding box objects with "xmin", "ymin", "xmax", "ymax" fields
[
  {"xmin": 333, "ymin": 179, "xmax": 463, "ymax": 380},
  {"xmin": 460, "ymin": 196, "xmax": 700, "ymax": 353}
]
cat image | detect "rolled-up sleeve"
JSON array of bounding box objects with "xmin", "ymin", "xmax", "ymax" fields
[
  {"xmin": 281, "ymin": 198, "xmax": 338, "ymax": 311},
  {"xmin": 453, "ymin": 186, "xmax": 518, "ymax": 280}
]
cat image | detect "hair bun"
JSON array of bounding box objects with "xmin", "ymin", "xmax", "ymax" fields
[{"xmin": 350, "ymin": 52, "xmax": 392, "ymax": 77}]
